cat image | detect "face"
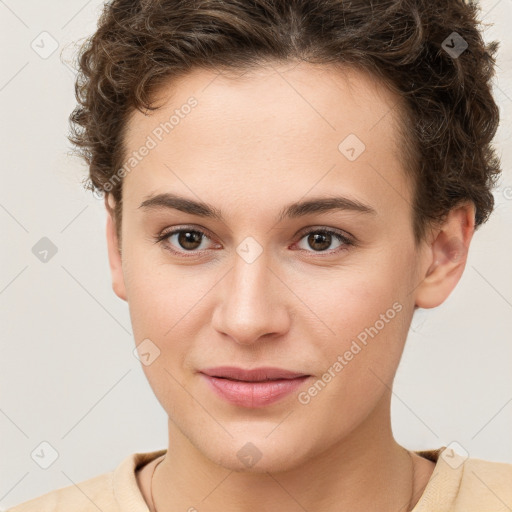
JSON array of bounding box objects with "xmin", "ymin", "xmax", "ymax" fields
[{"xmin": 106, "ymin": 62, "xmax": 438, "ymax": 472}]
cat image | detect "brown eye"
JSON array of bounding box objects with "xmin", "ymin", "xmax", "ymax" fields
[
  {"xmin": 295, "ymin": 228, "xmax": 353, "ymax": 254},
  {"xmin": 155, "ymin": 225, "xmax": 353, "ymax": 258},
  {"xmin": 306, "ymin": 232, "xmax": 333, "ymax": 251},
  {"xmin": 156, "ymin": 227, "xmax": 215, "ymax": 255},
  {"xmin": 174, "ymin": 230, "xmax": 204, "ymax": 251}
]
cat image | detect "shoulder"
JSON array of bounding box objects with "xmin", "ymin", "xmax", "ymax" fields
[
  {"xmin": 5, "ymin": 471, "xmax": 117, "ymax": 512},
  {"xmin": 5, "ymin": 450, "xmax": 164, "ymax": 512},
  {"xmin": 457, "ymin": 457, "xmax": 512, "ymax": 508},
  {"xmin": 414, "ymin": 448, "xmax": 512, "ymax": 512}
]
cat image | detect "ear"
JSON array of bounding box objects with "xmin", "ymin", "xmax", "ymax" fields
[
  {"xmin": 414, "ymin": 202, "xmax": 475, "ymax": 309},
  {"xmin": 105, "ymin": 194, "xmax": 127, "ymax": 302}
]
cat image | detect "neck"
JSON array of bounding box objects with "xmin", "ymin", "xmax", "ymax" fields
[{"xmin": 151, "ymin": 396, "xmax": 418, "ymax": 512}]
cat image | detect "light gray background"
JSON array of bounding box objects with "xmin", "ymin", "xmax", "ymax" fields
[{"xmin": 1, "ymin": 0, "xmax": 511, "ymax": 509}]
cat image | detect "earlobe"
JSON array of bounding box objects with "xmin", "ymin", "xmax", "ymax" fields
[
  {"xmin": 105, "ymin": 195, "xmax": 127, "ymax": 302},
  {"xmin": 414, "ymin": 203, "xmax": 475, "ymax": 309}
]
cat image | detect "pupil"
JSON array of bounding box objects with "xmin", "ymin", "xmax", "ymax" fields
[
  {"xmin": 309, "ymin": 232, "xmax": 331, "ymax": 251},
  {"xmin": 175, "ymin": 231, "xmax": 334, "ymax": 252},
  {"xmin": 179, "ymin": 231, "xmax": 201, "ymax": 250}
]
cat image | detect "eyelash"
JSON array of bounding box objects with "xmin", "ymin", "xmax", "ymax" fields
[{"xmin": 154, "ymin": 225, "xmax": 355, "ymax": 258}]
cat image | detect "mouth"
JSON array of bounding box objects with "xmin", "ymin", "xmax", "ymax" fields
[
  {"xmin": 199, "ymin": 366, "xmax": 311, "ymax": 408},
  {"xmin": 200, "ymin": 366, "xmax": 309, "ymax": 382}
]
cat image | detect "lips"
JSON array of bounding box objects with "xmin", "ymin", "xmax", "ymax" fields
[
  {"xmin": 199, "ymin": 366, "xmax": 311, "ymax": 408},
  {"xmin": 200, "ymin": 366, "xmax": 309, "ymax": 382}
]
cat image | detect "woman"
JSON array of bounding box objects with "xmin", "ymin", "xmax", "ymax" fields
[{"xmin": 9, "ymin": 0, "xmax": 511, "ymax": 510}]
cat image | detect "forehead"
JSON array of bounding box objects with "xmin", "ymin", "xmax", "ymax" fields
[{"xmin": 121, "ymin": 62, "xmax": 413, "ymax": 219}]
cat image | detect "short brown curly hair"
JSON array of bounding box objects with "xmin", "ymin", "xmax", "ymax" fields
[{"xmin": 68, "ymin": 0, "xmax": 502, "ymax": 246}]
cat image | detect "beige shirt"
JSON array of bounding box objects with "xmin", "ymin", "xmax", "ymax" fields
[{"xmin": 6, "ymin": 447, "xmax": 512, "ymax": 511}]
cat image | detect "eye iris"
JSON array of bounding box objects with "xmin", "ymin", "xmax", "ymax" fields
[
  {"xmin": 169, "ymin": 230, "xmax": 342, "ymax": 252},
  {"xmin": 308, "ymin": 232, "xmax": 332, "ymax": 251},
  {"xmin": 178, "ymin": 230, "xmax": 202, "ymax": 250}
]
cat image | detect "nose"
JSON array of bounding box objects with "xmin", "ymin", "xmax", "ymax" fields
[{"xmin": 211, "ymin": 246, "xmax": 291, "ymax": 346}]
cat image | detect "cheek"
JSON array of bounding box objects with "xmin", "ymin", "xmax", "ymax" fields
[
  {"xmin": 294, "ymin": 290, "xmax": 410, "ymax": 439},
  {"xmin": 123, "ymin": 250, "xmax": 197, "ymax": 407},
  {"xmin": 302, "ymin": 253, "xmax": 408, "ymax": 339},
  {"xmin": 122, "ymin": 243, "xmax": 197, "ymax": 334},
  {"xmin": 299, "ymin": 256, "xmax": 412, "ymax": 397}
]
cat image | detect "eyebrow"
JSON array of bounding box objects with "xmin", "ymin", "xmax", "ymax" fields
[{"xmin": 138, "ymin": 192, "xmax": 377, "ymax": 222}]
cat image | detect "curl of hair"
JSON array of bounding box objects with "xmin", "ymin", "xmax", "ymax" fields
[{"xmin": 68, "ymin": 0, "xmax": 502, "ymax": 244}]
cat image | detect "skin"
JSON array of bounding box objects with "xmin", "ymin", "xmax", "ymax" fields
[{"xmin": 105, "ymin": 61, "xmax": 475, "ymax": 512}]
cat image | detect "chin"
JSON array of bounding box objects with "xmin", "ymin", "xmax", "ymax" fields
[{"xmin": 196, "ymin": 430, "xmax": 315, "ymax": 474}]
